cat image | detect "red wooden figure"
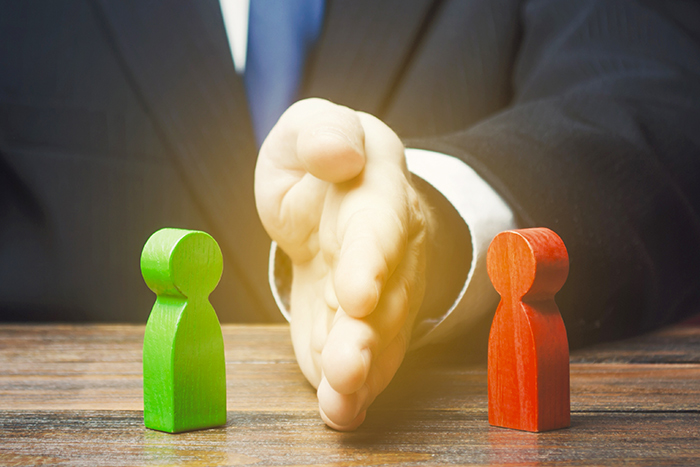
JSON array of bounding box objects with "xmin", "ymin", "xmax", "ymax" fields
[{"xmin": 486, "ymin": 228, "xmax": 570, "ymax": 432}]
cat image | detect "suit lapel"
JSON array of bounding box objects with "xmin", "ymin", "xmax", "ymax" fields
[
  {"xmin": 303, "ymin": 0, "xmax": 440, "ymax": 116},
  {"xmin": 92, "ymin": 0, "xmax": 278, "ymax": 319}
]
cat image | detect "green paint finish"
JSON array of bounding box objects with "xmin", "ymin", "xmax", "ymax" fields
[{"xmin": 141, "ymin": 228, "xmax": 227, "ymax": 433}]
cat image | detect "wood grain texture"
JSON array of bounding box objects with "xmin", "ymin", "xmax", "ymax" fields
[
  {"xmin": 141, "ymin": 228, "xmax": 226, "ymax": 433},
  {"xmin": 486, "ymin": 228, "xmax": 570, "ymax": 432},
  {"xmin": 0, "ymin": 322, "xmax": 699, "ymax": 465},
  {"xmin": 570, "ymin": 323, "xmax": 700, "ymax": 364},
  {"xmin": 2, "ymin": 411, "xmax": 699, "ymax": 467}
]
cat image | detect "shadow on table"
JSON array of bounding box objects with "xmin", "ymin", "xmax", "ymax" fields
[{"xmin": 334, "ymin": 314, "xmax": 493, "ymax": 448}]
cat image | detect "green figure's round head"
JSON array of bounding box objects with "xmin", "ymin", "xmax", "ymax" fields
[{"xmin": 141, "ymin": 228, "xmax": 223, "ymax": 298}]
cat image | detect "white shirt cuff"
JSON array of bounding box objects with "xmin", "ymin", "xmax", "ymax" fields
[
  {"xmin": 405, "ymin": 148, "xmax": 517, "ymax": 347},
  {"xmin": 267, "ymin": 148, "xmax": 517, "ymax": 347}
]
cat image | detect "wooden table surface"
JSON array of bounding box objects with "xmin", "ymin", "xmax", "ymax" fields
[{"xmin": 1, "ymin": 321, "xmax": 699, "ymax": 466}]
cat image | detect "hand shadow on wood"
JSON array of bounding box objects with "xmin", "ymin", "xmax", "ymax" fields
[{"xmin": 338, "ymin": 312, "xmax": 493, "ymax": 446}]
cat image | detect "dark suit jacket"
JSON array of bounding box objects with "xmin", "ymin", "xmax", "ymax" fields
[{"xmin": 1, "ymin": 0, "xmax": 699, "ymax": 347}]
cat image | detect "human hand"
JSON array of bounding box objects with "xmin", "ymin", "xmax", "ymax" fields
[{"xmin": 254, "ymin": 98, "xmax": 432, "ymax": 430}]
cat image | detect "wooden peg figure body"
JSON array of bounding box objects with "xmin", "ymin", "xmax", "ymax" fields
[
  {"xmin": 141, "ymin": 228, "xmax": 226, "ymax": 433},
  {"xmin": 487, "ymin": 228, "xmax": 570, "ymax": 432}
]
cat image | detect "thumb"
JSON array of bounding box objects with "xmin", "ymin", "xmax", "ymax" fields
[
  {"xmin": 254, "ymin": 99, "xmax": 367, "ymax": 261},
  {"xmin": 296, "ymin": 102, "xmax": 366, "ymax": 184}
]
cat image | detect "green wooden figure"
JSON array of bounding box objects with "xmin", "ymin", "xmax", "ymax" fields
[{"xmin": 141, "ymin": 228, "xmax": 226, "ymax": 433}]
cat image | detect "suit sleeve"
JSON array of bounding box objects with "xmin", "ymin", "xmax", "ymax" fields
[{"xmin": 409, "ymin": 0, "xmax": 700, "ymax": 346}]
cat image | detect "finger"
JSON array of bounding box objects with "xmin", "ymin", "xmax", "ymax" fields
[
  {"xmin": 333, "ymin": 205, "xmax": 407, "ymax": 318},
  {"xmin": 317, "ymin": 331, "xmax": 408, "ymax": 430},
  {"xmin": 331, "ymin": 114, "xmax": 409, "ymax": 318},
  {"xmin": 296, "ymin": 106, "xmax": 365, "ymax": 183},
  {"xmin": 261, "ymin": 98, "xmax": 365, "ymax": 180},
  {"xmin": 319, "ymin": 406, "xmax": 366, "ymax": 432},
  {"xmin": 322, "ymin": 261, "xmax": 417, "ymax": 395},
  {"xmin": 255, "ymin": 98, "xmax": 367, "ymax": 261},
  {"xmin": 289, "ymin": 303, "xmax": 324, "ymax": 388},
  {"xmin": 288, "ymin": 261, "xmax": 333, "ymax": 389},
  {"xmin": 317, "ymin": 376, "xmax": 367, "ymax": 431}
]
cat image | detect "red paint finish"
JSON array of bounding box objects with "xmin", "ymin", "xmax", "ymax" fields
[{"xmin": 487, "ymin": 228, "xmax": 570, "ymax": 432}]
